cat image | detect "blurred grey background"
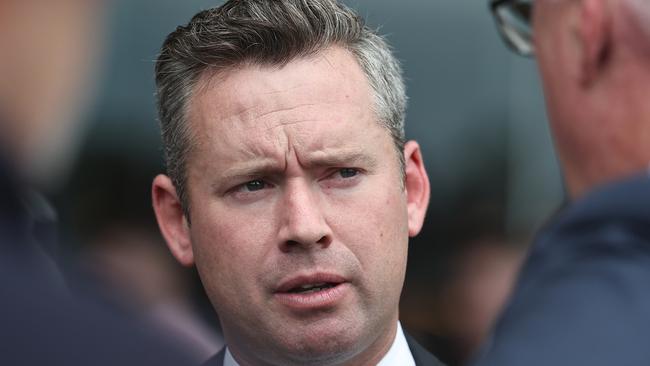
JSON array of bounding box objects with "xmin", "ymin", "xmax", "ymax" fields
[{"xmin": 58, "ymin": 1, "xmax": 565, "ymax": 365}]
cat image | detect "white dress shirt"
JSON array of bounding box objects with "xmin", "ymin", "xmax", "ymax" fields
[{"xmin": 224, "ymin": 322, "xmax": 415, "ymax": 366}]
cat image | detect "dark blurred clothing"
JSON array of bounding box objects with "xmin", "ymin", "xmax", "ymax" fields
[
  {"xmin": 406, "ymin": 332, "xmax": 448, "ymax": 366},
  {"xmin": 0, "ymin": 161, "xmax": 194, "ymax": 365},
  {"xmin": 0, "ymin": 157, "xmax": 31, "ymax": 254},
  {"xmin": 472, "ymin": 174, "xmax": 650, "ymax": 366}
]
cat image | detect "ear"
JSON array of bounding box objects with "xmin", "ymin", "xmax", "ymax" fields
[
  {"xmin": 152, "ymin": 174, "xmax": 194, "ymax": 266},
  {"xmin": 576, "ymin": 0, "xmax": 611, "ymax": 86},
  {"xmin": 403, "ymin": 141, "xmax": 430, "ymax": 237}
]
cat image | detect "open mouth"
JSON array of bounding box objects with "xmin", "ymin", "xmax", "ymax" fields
[
  {"xmin": 275, "ymin": 273, "xmax": 347, "ymax": 295},
  {"xmin": 287, "ymin": 282, "xmax": 338, "ymax": 294},
  {"xmin": 274, "ymin": 276, "xmax": 349, "ymax": 310}
]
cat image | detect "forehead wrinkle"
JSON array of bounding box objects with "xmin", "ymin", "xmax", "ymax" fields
[
  {"xmin": 192, "ymin": 111, "xmax": 287, "ymax": 171},
  {"xmin": 220, "ymin": 87, "xmax": 322, "ymax": 125},
  {"xmin": 203, "ymin": 92, "xmax": 347, "ymax": 138},
  {"xmin": 257, "ymin": 83, "xmax": 314, "ymax": 96},
  {"xmin": 253, "ymin": 102, "xmax": 320, "ymax": 121},
  {"xmin": 262, "ymin": 119, "xmax": 327, "ymax": 135}
]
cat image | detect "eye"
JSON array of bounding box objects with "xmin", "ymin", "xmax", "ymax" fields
[
  {"xmin": 228, "ymin": 179, "xmax": 274, "ymax": 202},
  {"xmin": 321, "ymin": 168, "xmax": 362, "ymax": 190},
  {"xmin": 338, "ymin": 168, "xmax": 359, "ymax": 178},
  {"xmin": 242, "ymin": 179, "xmax": 267, "ymax": 192}
]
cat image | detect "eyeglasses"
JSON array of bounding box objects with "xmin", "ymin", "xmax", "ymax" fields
[{"xmin": 490, "ymin": 0, "xmax": 534, "ymax": 57}]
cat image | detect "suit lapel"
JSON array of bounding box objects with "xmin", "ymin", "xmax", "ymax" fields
[{"xmin": 404, "ymin": 332, "xmax": 447, "ymax": 366}]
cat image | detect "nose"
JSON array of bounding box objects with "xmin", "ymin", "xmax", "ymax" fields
[{"xmin": 277, "ymin": 179, "xmax": 332, "ymax": 252}]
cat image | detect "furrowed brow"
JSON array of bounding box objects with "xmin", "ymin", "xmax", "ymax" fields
[
  {"xmin": 218, "ymin": 159, "xmax": 283, "ymax": 182},
  {"xmin": 305, "ymin": 150, "xmax": 378, "ymax": 170}
]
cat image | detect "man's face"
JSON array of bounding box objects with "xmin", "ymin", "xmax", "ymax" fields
[{"xmin": 178, "ymin": 47, "xmax": 425, "ymax": 364}]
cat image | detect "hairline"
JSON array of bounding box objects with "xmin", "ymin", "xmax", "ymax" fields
[{"xmin": 155, "ymin": 1, "xmax": 408, "ymax": 220}]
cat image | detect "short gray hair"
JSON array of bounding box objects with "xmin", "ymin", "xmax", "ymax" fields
[{"xmin": 155, "ymin": 0, "xmax": 407, "ymax": 216}]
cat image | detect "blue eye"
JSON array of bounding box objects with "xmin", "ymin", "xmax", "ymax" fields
[
  {"xmin": 339, "ymin": 168, "xmax": 358, "ymax": 178},
  {"xmin": 244, "ymin": 180, "xmax": 266, "ymax": 191}
]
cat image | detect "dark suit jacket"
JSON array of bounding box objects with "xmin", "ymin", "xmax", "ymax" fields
[
  {"xmin": 0, "ymin": 163, "xmax": 194, "ymax": 366},
  {"xmin": 473, "ymin": 175, "xmax": 650, "ymax": 366},
  {"xmin": 203, "ymin": 330, "xmax": 445, "ymax": 365}
]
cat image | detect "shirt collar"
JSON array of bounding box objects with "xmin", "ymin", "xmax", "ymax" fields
[
  {"xmin": 223, "ymin": 321, "xmax": 415, "ymax": 366},
  {"xmin": 377, "ymin": 322, "xmax": 416, "ymax": 366}
]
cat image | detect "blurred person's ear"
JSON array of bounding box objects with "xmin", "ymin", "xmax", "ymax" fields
[
  {"xmin": 577, "ymin": 0, "xmax": 611, "ymax": 87},
  {"xmin": 152, "ymin": 175, "xmax": 194, "ymax": 266},
  {"xmin": 403, "ymin": 141, "xmax": 430, "ymax": 237}
]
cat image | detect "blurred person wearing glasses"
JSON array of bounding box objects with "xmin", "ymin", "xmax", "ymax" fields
[
  {"xmin": 471, "ymin": 0, "xmax": 650, "ymax": 365},
  {"xmin": 0, "ymin": 1, "xmax": 193, "ymax": 364}
]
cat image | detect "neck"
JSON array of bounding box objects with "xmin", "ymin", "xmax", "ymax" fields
[
  {"xmin": 562, "ymin": 61, "xmax": 650, "ymax": 199},
  {"xmin": 563, "ymin": 125, "xmax": 650, "ymax": 201}
]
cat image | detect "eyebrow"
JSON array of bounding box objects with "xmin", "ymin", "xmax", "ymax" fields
[
  {"xmin": 303, "ymin": 149, "xmax": 378, "ymax": 170},
  {"xmin": 212, "ymin": 148, "xmax": 381, "ymax": 193},
  {"xmin": 217, "ymin": 150, "xmax": 377, "ymax": 180},
  {"xmin": 218, "ymin": 158, "xmax": 283, "ymax": 182}
]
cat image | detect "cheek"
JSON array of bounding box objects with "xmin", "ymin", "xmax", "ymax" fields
[
  {"xmin": 331, "ymin": 191, "xmax": 403, "ymax": 239},
  {"xmin": 332, "ymin": 183, "xmax": 409, "ymax": 279},
  {"xmin": 190, "ymin": 205, "xmax": 272, "ymax": 300},
  {"xmin": 368, "ymin": 189, "xmax": 410, "ymax": 280}
]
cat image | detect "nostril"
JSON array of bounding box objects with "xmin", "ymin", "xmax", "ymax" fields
[
  {"xmin": 282, "ymin": 235, "xmax": 331, "ymax": 251},
  {"xmin": 316, "ymin": 235, "xmax": 331, "ymax": 246}
]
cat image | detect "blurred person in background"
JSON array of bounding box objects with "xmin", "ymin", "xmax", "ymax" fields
[
  {"xmin": 471, "ymin": 0, "xmax": 650, "ymax": 364},
  {"xmin": 152, "ymin": 0, "xmax": 442, "ymax": 365},
  {"xmin": 401, "ymin": 199, "xmax": 525, "ymax": 366},
  {"xmin": 0, "ymin": 0, "xmax": 194, "ymax": 364},
  {"xmin": 68, "ymin": 153, "xmax": 224, "ymax": 362}
]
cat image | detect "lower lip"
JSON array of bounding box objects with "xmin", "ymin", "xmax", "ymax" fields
[{"xmin": 274, "ymin": 283, "xmax": 349, "ymax": 311}]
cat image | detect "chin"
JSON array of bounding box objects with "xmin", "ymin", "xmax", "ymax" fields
[{"xmin": 273, "ymin": 320, "xmax": 365, "ymax": 365}]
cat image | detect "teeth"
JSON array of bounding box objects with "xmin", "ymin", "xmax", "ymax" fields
[
  {"xmin": 302, "ymin": 287, "xmax": 323, "ymax": 294},
  {"xmin": 290, "ymin": 283, "xmax": 334, "ymax": 293}
]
